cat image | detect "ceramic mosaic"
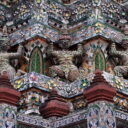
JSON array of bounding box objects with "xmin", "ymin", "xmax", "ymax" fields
[
  {"xmin": 19, "ymin": 89, "xmax": 48, "ymax": 115},
  {"xmin": 17, "ymin": 110, "xmax": 87, "ymax": 128},
  {"xmin": 0, "ymin": 104, "xmax": 17, "ymax": 128},
  {"xmin": 17, "ymin": 114, "xmax": 51, "ymax": 128},
  {"xmin": 12, "ymin": 72, "xmax": 95, "ymax": 97},
  {"xmin": 0, "ymin": 0, "xmax": 128, "ymax": 127},
  {"xmin": 103, "ymin": 71, "xmax": 128, "ymax": 95},
  {"xmin": 88, "ymin": 101, "xmax": 116, "ymax": 128},
  {"xmin": 16, "ymin": 108, "xmax": 128, "ymax": 128},
  {"xmin": 12, "ymin": 69, "xmax": 128, "ymax": 98}
]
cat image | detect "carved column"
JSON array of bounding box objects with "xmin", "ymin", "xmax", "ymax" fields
[
  {"xmin": 123, "ymin": 24, "xmax": 128, "ymax": 45},
  {"xmin": 84, "ymin": 69, "xmax": 117, "ymax": 128},
  {"xmin": 0, "ymin": 74, "xmax": 21, "ymax": 128}
]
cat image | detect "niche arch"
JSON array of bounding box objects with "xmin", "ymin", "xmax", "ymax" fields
[
  {"xmin": 94, "ymin": 48, "xmax": 106, "ymax": 71},
  {"xmin": 29, "ymin": 46, "xmax": 45, "ymax": 74}
]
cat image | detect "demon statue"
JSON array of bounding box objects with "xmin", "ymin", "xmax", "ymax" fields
[
  {"xmin": 0, "ymin": 45, "xmax": 23, "ymax": 79},
  {"xmin": 0, "ymin": 26, "xmax": 23, "ymax": 79},
  {"xmin": 48, "ymin": 43, "xmax": 83, "ymax": 82},
  {"xmin": 109, "ymin": 42, "xmax": 128, "ymax": 78}
]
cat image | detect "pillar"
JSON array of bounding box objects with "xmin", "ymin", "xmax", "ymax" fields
[
  {"xmin": 84, "ymin": 69, "xmax": 117, "ymax": 128},
  {"xmin": 123, "ymin": 24, "xmax": 128, "ymax": 45},
  {"xmin": 0, "ymin": 74, "xmax": 21, "ymax": 128}
]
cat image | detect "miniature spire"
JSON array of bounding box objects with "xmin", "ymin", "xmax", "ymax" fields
[
  {"xmin": 0, "ymin": 73, "xmax": 21, "ymax": 106},
  {"xmin": 0, "ymin": 73, "xmax": 13, "ymax": 89},
  {"xmin": 39, "ymin": 88, "xmax": 69, "ymax": 118},
  {"xmin": 61, "ymin": 0, "xmax": 71, "ymax": 4},
  {"xmin": 0, "ymin": 73, "xmax": 21, "ymax": 128},
  {"xmin": 84, "ymin": 69, "xmax": 116, "ymax": 103}
]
